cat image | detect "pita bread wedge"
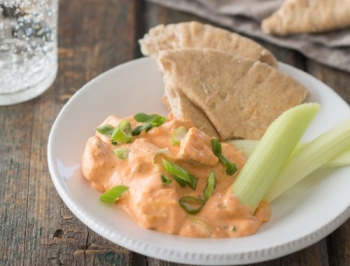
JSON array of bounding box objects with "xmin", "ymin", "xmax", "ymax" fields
[
  {"xmin": 262, "ymin": 0, "xmax": 350, "ymax": 36},
  {"xmin": 164, "ymin": 85, "xmax": 220, "ymax": 139},
  {"xmin": 140, "ymin": 21, "xmax": 277, "ymax": 67},
  {"xmin": 158, "ymin": 48, "xmax": 309, "ymax": 140}
]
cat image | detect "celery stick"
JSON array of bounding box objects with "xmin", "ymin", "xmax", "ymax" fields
[
  {"xmin": 228, "ymin": 140, "xmax": 350, "ymax": 168},
  {"xmin": 324, "ymin": 151, "xmax": 350, "ymax": 168},
  {"xmin": 231, "ymin": 103, "xmax": 320, "ymax": 211},
  {"xmin": 264, "ymin": 119, "xmax": 350, "ymax": 203}
]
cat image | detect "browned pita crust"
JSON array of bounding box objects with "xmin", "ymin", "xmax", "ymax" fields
[
  {"xmin": 158, "ymin": 48, "xmax": 309, "ymax": 140},
  {"xmin": 262, "ymin": 0, "xmax": 350, "ymax": 36},
  {"xmin": 140, "ymin": 21, "xmax": 278, "ymax": 67}
]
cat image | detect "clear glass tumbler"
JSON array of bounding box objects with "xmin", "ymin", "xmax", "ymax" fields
[{"xmin": 0, "ymin": 0, "xmax": 58, "ymax": 105}]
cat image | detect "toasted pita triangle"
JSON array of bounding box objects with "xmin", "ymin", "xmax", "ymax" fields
[
  {"xmin": 163, "ymin": 85, "xmax": 220, "ymax": 139},
  {"xmin": 140, "ymin": 21, "xmax": 277, "ymax": 67},
  {"xmin": 158, "ymin": 48, "xmax": 309, "ymax": 140},
  {"xmin": 262, "ymin": 0, "xmax": 350, "ymax": 35}
]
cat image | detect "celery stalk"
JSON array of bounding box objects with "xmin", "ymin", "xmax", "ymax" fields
[
  {"xmin": 231, "ymin": 103, "xmax": 320, "ymax": 211},
  {"xmin": 264, "ymin": 119, "xmax": 350, "ymax": 203},
  {"xmin": 324, "ymin": 151, "xmax": 350, "ymax": 168},
  {"xmin": 228, "ymin": 140, "xmax": 350, "ymax": 168}
]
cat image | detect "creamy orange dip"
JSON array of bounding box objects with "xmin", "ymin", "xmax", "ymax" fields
[{"xmin": 82, "ymin": 114, "xmax": 271, "ymax": 238}]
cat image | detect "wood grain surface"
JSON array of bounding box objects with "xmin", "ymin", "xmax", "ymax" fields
[{"xmin": 0, "ymin": 0, "xmax": 349, "ymax": 265}]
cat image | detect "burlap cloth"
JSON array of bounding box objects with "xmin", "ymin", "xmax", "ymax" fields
[{"xmin": 145, "ymin": 0, "xmax": 350, "ymax": 73}]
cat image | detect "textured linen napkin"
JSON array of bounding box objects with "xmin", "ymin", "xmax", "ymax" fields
[{"xmin": 145, "ymin": 0, "xmax": 350, "ymax": 73}]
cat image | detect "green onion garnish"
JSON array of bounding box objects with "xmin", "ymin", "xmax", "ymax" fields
[
  {"xmin": 152, "ymin": 148, "xmax": 173, "ymax": 165},
  {"xmin": 211, "ymin": 138, "xmax": 237, "ymax": 175},
  {"xmin": 132, "ymin": 113, "xmax": 166, "ymax": 136},
  {"xmin": 179, "ymin": 196, "xmax": 205, "ymax": 214},
  {"xmin": 96, "ymin": 125, "xmax": 114, "ymax": 136},
  {"xmin": 99, "ymin": 185, "xmax": 129, "ymax": 203},
  {"xmin": 133, "ymin": 113, "xmax": 158, "ymax": 122},
  {"xmin": 112, "ymin": 120, "xmax": 133, "ymax": 143},
  {"xmin": 161, "ymin": 174, "xmax": 172, "ymax": 186},
  {"xmin": 113, "ymin": 148, "xmax": 129, "ymax": 159},
  {"xmin": 232, "ymin": 103, "xmax": 320, "ymax": 211},
  {"xmin": 204, "ymin": 171, "xmax": 216, "ymax": 201},
  {"xmin": 171, "ymin": 126, "xmax": 187, "ymax": 146},
  {"xmin": 162, "ymin": 158, "xmax": 198, "ymax": 190}
]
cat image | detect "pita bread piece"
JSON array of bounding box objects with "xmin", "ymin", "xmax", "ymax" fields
[
  {"xmin": 262, "ymin": 0, "xmax": 350, "ymax": 36},
  {"xmin": 140, "ymin": 21, "xmax": 277, "ymax": 67},
  {"xmin": 163, "ymin": 85, "xmax": 220, "ymax": 139},
  {"xmin": 158, "ymin": 48, "xmax": 309, "ymax": 140}
]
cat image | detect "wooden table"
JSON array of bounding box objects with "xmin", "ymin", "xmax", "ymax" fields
[{"xmin": 1, "ymin": 0, "xmax": 349, "ymax": 265}]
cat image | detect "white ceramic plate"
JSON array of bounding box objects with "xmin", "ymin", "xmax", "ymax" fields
[{"xmin": 47, "ymin": 57, "xmax": 350, "ymax": 265}]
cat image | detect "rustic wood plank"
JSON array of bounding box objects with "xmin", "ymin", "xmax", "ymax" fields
[{"xmin": 0, "ymin": 102, "xmax": 36, "ymax": 265}]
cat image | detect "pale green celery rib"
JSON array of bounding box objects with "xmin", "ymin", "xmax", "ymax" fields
[
  {"xmin": 231, "ymin": 103, "xmax": 320, "ymax": 211},
  {"xmin": 229, "ymin": 140, "xmax": 350, "ymax": 168},
  {"xmin": 264, "ymin": 118, "xmax": 350, "ymax": 203}
]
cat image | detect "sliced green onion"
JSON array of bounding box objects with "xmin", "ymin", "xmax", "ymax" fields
[
  {"xmin": 179, "ymin": 196, "xmax": 205, "ymax": 214},
  {"xmin": 112, "ymin": 120, "xmax": 133, "ymax": 143},
  {"xmin": 152, "ymin": 148, "xmax": 173, "ymax": 165},
  {"xmin": 188, "ymin": 215, "xmax": 212, "ymax": 235},
  {"xmin": 173, "ymin": 175, "xmax": 187, "ymax": 187},
  {"xmin": 132, "ymin": 114, "xmax": 166, "ymax": 136},
  {"xmin": 96, "ymin": 125, "xmax": 115, "ymax": 136},
  {"xmin": 161, "ymin": 174, "xmax": 172, "ymax": 186},
  {"xmin": 232, "ymin": 103, "xmax": 320, "ymax": 211},
  {"xmin": 113, "ymin": 148, "xmax": 129, "ymax": 159},
  {"xmin": 211, "ymin": 138, "xmax": 237, "ymax": 175},
  {"xmin": 264, "ymin": 118, "xmax": 350, "ymax": 203},
  {"xmin": 99, "ymin": 185, "xmax": 129, "ymax": 203},
  {"xmin": 162, "ymin": 158, "xmax": 198, "ymax": 190},
  {"xmin": 133, "ymin": 113, "xmax": 158, "ymax": 122},
  {"xmin": 204, "ymin": 171, "xmax": 216, "ymax": 201},
  {"xmin": 171, "ymin": 126, "xmax": 187, "ymax": 146},
  {"xmin": 132, "ymin": 123, "xmax": 152, "ymax": 136}
]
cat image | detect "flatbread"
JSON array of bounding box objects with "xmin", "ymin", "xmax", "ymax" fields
[
  {"xmin": 158, "ymin": 48, "xmax": 309, "ymax": 140},
  {"xmin": 164, "ymin": 86, "xmax": 220, "ymax": 139},
  {"xmin": 140, "ymin": 21, "xmax": 278, "ymax": 67},
  {"xmin": 262, "ymin": 0, "xmax": 350, "ymax": 36}
]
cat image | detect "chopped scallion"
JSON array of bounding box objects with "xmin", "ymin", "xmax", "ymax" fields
[
  {"xmin": 179, "ymin": 196, "xmax": 205, "ymax": 214},
  {"xmin": 96, "ymin": 125, "xmax": 114, "ymax": 136},
  {"xmin": 133, "ymin": 113, "xmax": 158, "ymax": 122},
  {"xmin": 99, "ymin": 185, "xmax": 129, "ymax": 203},
  {"xmin": 211, "ymin": 138, "xmax": 237, "ymax": 175},
  {"xmin": 161, "ymin": 174, "xmax": 172, "ymax": 186},
  {"xmin": 162, "ymin": 158, "xmax": 198, "ymax": 190},
  {"xmin": 113, "ymin": 148, "xmax": 129, "ymax": 159},
  {"xmin": 112, "ymin": 120, "xmax": 133, "ymax": 143},
  {"xmin": 204, "ymin": 171, "xmax": 216, "ymax": 201},
  {"xmin": 132, "ymin": 114, "xmax": 166, "ymax": 136},
  {"xmin": 171, "ymin": 126, "xmax": 187, "ymax": 146}
]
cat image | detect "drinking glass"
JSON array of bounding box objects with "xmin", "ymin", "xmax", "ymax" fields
[{"xmin": 0, "ymin": 0, "xmax": 58, "ymax": 105}]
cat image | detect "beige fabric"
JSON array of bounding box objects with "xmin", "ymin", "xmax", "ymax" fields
[
  {"xmin": 262, "ymin": 0, "xmax": 350, "ymax": 36},
  {"xmin": 158, "ymin": 48, "xmax": 309, "ymax": 140},
  {"xmin": 145, "ymin": 0, "xmax": 350, "ymax": 73},
  {"xmin": 139, "ymin": 21, "xmax": 278, "ymax": 67}
]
